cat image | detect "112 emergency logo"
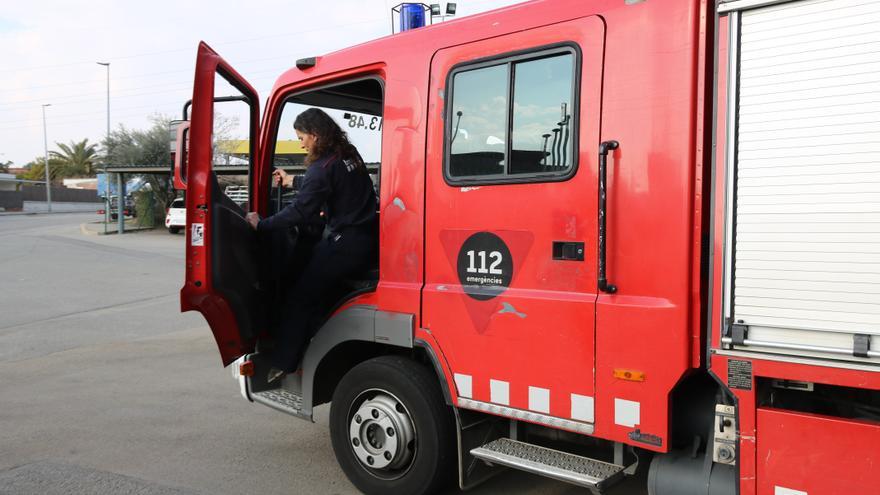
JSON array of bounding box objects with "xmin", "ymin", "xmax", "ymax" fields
[{"xmin": 457, "ymin": 232, "xmax": 513, "ymax": 300}]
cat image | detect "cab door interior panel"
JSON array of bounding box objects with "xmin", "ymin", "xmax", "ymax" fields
[{"xmin": 210, "ymin": 173, "xmax": 263, "ymax": 343}]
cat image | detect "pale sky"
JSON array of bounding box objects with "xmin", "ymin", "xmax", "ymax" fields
[{"xmin": 0, "ymin": 0, "xmax": 527, "ymax": 167}]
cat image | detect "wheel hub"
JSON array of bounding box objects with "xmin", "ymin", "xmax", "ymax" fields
[{"xmin": 349, "ymin": 391, "xmax": 415, "ymax": 471}]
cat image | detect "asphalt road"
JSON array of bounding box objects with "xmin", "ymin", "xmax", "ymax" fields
[{"xmin": 0, "ymin": 213, "xmax": 644, "ymax": 495}]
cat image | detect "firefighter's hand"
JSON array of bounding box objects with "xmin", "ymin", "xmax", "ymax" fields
[
  {"xmin": 272, "ymin": 168, "xmax": 292, "ymax": 187},
  {"xmin": 245, "ymin": 212, "xmax": 260, "ymax": 230}
]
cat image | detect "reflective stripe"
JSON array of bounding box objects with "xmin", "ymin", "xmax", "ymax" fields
[
  {"xmin": 614, "ymin": 398, "xmax": 640, "ymax": 427},
  {"xmin": 570, "ymin": 394, "xmax": 594, "ymax": 423},
  {"xmin": 490, "ymin": 379, "xmax": 510, "ymax": 406},
  {"xmin": 528, "ymin": 386, "xmax": 550, "ymax": 414},
  {"xmin": 454, "ymin": 373, "xmax": 473, "ymax": 398}
]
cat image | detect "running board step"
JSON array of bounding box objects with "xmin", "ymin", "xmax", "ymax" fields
[
  {"xmin": 252, "ymin": 389, "xmax": 304, "ymax": 416},
  {"xmin": 471, "ymin": 438, "xmax": 625, "ymax": 491}
]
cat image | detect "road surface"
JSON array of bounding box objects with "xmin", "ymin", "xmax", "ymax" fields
[{"xmin": 0, "ymin": 213, "xmax": 643, "ymax": 495}]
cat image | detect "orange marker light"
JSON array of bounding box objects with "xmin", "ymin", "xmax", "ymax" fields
[
  {"xmin": 239, "ymin": 360, "xmax": 254, "ymax": 377},
  {"xmin": 613, "ymin": 369, "xmax": 645, "ymax": 382}
]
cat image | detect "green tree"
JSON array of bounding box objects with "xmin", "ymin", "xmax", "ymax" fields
[
  {"xmin": 50, "ymin": 139, "xmax": 99, "ymax": 177},
  {"xmin": 103, "ymin": 115, "xmax": 175, "ymax": 224},
  {"xmin": 104, "ymin": 116, "xmax": 171, "ymax": 168},
  {"xmin": 100, "ymin": 112, "xmax": 240, "ymax": 224},
  {"xmin": 0, "ymin": 160, "xmax": 11, "ymax": 173}
]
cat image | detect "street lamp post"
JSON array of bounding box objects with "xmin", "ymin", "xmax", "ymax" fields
[
  {"xmin": 97, "ymin": 62, "xmax": 111, "ymax": 232},
  {"xmin": 41, "ymin": 103, "xmax": 52, "ymax": 213},
  {"xmin": 97, "ymin": 62, "xmax": 110, "ymax": 140}
]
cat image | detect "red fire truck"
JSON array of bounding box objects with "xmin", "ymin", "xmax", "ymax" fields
[{"xmin": 177, "ymin": 0, "xmax": 880, "ymax": 493}]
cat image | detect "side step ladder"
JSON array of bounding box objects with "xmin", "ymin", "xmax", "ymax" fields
[
  {"xmin": 471, "ymin": 438, "xmax": 626, "ymax": 492},
  {"xmin": 251, "ymin": 389, "xmax": 306, "ymax": 418},
  {"xmin": 244, "ymin": 354, "xmax": 310, "ymax": 421}
]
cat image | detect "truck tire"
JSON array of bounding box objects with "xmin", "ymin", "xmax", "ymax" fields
[
  {"xmin": 168, "ymin": 226, "xmax": 180, "ymax": 234},
  {"xmin": 330, "ymin": 355, "xmax": 455, "ymax": 495}
]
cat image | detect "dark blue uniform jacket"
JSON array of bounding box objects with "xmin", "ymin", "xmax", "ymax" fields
[{"xmin": 257, "ymin": 154, "xmax": 376, "ymax": 234}]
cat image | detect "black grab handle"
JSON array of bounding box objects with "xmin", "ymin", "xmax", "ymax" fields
[
  {"xmin": 598, "ymin": 140, "xmax": 619, "ymax": 294},
  {"xmin": 274, "ymin": 176, "xmax": 284, "ymax": 214}
]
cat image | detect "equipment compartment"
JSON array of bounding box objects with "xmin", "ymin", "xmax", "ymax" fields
[{"xmin": 756, "ymin": 407, "xmax": 880, "ymax": 495}]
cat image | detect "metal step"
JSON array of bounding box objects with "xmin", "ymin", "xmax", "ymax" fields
[
  {"xmin": 252, "ymin": 388, "xmax": 303, "ymax": 416},
  {"xmin": 471, "ymin": 438, "xmax": 625, "ymax": 491}
]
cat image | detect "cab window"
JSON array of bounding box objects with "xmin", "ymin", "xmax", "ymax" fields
[
  {"xmin": 446, "ymin": 47, "xmax": 578, "ymax": 184},
  {"xmin": 271, "ymin": 78, "xmax": 383, "ymax": 214}
]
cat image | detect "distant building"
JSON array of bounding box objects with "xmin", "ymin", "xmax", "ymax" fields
[{"xmin": 0, "ymin": 173, "xmax": 15, "ymax": 191}]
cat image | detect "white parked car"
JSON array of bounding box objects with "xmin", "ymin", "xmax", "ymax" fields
[{"xmin": 165, "ymin": 198, "xmax": 186, "ymax": 234}]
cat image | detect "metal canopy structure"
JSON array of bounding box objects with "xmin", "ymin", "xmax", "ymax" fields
[
  {"xmin": 104, "ymin": 139, "xmax": 310, "ymax": 175},
  {"xmin": 103, "ymin": 162, "xmax": 380, "ymax": 175},
  {"xmin": 102, "ymin": 163, "xmax": 256, "ymax": 174},
  {"xmin": 104, "ymin": 164, "xmax": 172, "ymax": 174}
]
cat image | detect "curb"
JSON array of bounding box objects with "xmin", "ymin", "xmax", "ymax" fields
[
  {"xmin": 0, "ymin": 211, "xmax": 93, "ymax": 216},
  {"xmin": 80, "ymin": 222, "xmax": 157, "ymax": 236}
]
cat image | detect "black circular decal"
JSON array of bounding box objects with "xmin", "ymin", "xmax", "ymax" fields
[{"xmin": 457, "ymin": 232, "xmax": 513, "ymax": 300}]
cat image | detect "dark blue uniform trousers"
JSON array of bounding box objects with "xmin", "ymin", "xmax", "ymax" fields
[{"xmin": 269, "ymin": 226, "xmax": 376, "ymax": 372}]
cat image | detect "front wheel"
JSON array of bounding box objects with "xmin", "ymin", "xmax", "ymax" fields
[{"xmin": 330, "ymin": 356, "xmax": 455, "ymax": 495}]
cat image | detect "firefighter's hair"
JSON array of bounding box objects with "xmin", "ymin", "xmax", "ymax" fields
[{"xmin": 294, "ymin": 108, "xmax": 365, "ymax": 169}]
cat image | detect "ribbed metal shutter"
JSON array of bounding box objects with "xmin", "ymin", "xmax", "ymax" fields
[{"xmin": 731, "ymin": 0, "xmax": 880, "ymax": 361}]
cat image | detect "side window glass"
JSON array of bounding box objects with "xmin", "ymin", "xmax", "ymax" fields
[
  {"xmin": 274, "ymin": 106, "xmax": 382, "ymax": 167},
  {"xmin": 445, "ymin": 48, "xmax": 577, "ymax": 183},
  {"xmin": 511, "ymin": 54, "xmax": 574, "ymax": 174},
  {"xmin": 449, "ymin": 65, "xmax": 508, "ymax": 178},
  {"xmin": 180, "ymin": 128, "xmax": 189, "ymax": 182},
  {"xmin": 213, "ymin": 73, "xmax": 252, "ymax": 210}
]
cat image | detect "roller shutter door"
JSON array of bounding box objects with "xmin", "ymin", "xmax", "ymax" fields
[{"xmin": 729, "ymin": 0, "xmax": 880, "ymax": 362}]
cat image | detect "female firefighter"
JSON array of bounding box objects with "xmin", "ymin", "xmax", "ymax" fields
[{"xmin": 246, "ymin": 108, "xmax": 378, "ymax": 383}]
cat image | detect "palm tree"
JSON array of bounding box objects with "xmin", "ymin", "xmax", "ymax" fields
[{"xmin": 50, "ymin": 139, "xmax": 99, "ymax": 177}]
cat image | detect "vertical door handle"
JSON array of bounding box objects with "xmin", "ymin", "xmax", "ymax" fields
[{"xmin": 598, "ymin": 140, "xmax": 618, "ymax": 294}]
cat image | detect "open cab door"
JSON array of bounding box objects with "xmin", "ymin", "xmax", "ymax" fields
[{"xmin": 180, "ymin": 42, "xmax": 265, "ymax": 366}]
